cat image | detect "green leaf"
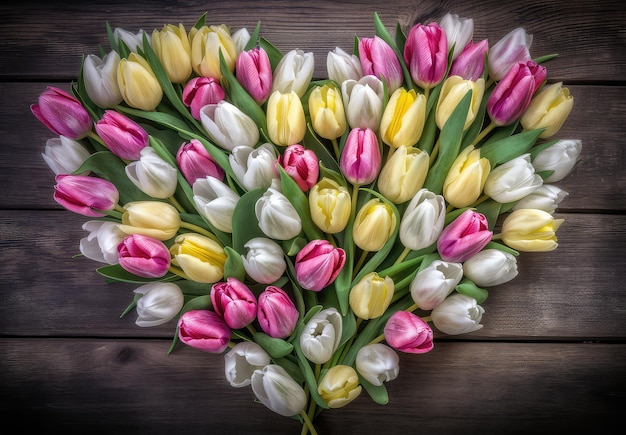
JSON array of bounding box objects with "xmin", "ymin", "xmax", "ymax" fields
[
  {"xmin": 253, "ymin": 331, "xmax": 294, "ymax": 358},
  {"xmin": 259, "ymin": 36, "xmax": 283, "ymax": 71},
  {"xmin": 231, "ymin": 188, "xmax": 266, "ymax": 253},
  {"xmin": 97, "ymin": 264, "xmax": 178, "ymax": 283},
  {"xmin": 303, "ymin": 124, "xmax": 341, "ymax": 172},
  {"xmin": 455, "ymin": 279, "xmax": 489, "ymax": 304},
  {"xmin": 224, "ymin": 246, "xmax": 246, "ymax": 281},
  {"xmin": 373, "ymin": 12, "xmax": 414, "ymax": 91},
  {"xmin": 480, "ymin": 128, "xmax": 545, "ymax": 167},
  {"xmin": 359, "ymin": 375, "xmax": 389, "ymax": 405},
  {"xmin": 175, "ymin": 279, "xmax": 212, "ymax": 295},
  {"xmin": 475, "ymin": 199, "xmax": 502, "ymax": 231},
  {"xmin": 339, "ymin": 310, "xmax": 357, "ymax": 347},
  {"xmin": 120, "ymin": 293, "xmax": 142, "ymax": 318},
  {"xmin": 303, "ymin": 305, "xmax": 324, "ymax": 324},
  {"xmin": 244, "ymin": 21, "xmax": 262, "ymax": 51},
  {"xmin": 278, "ymin": 166, "xmax": 325, "ymax": 241},
  {"xmin": 485, "ymin": 241, "xmax": 519, "ymax": 257},
  {"xmin": 273, "ymin": 357, "xmax": 304, "ymax": 384}
]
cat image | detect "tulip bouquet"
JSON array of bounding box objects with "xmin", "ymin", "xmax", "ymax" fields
[{"xmin": 31, "ymin": 11, "xmax": 581, "ymax": 434}]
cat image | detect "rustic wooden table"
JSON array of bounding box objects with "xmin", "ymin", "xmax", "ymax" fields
[{"xmin": 1, "ymin": 0, "xmax": 625, "ymax": 433}]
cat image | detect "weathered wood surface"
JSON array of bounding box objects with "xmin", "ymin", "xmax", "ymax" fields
[{"xmin": 1, "ymin": 0, "xmax": 625, "ymax": 432}]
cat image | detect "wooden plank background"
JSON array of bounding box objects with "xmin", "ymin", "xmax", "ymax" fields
[{"xmin": 1, "ymin": 0, "xmax": 625, "ymax": 433}]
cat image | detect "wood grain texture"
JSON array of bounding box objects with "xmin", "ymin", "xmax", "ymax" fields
[{"xmin": 1, "ymin": 0, "xmax": 624, "ymax": 432}]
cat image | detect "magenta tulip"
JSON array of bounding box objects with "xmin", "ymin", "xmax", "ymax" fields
[
  {"xmin": 295, "ymin": 239, "xmax": 346, "ymax": 292},
  {"xmin": 177, "ymin": 309, "xmax": 231, "ymax": 354},
  {"xmin": 358, "ymin": 36, "xmax": 403, "ymax": 91},
  {"xmin": 449, "ymin": 39, "xmax": 489, "ymax": 81},
  {"xmin": 176, "ymin": 139, "xmax": 225, "ymax": 185},
  {"xmin": 403, "ymin": 22, "xmax": 448, "ymax": 90},
  {"xmin": 340, "ymin": 127, "xmax": 381, "ymax": 185},
  {"xmin": 437, "ymin": 209, "xmax": 493, "ymax": 262},
  {"xmin": 182, "ymin": 76, "xmax": 226, "ymax": 120},
  {"xmin": 384, "ymin": 310, "xmax": 434, "ymax": 354},
  {"xmin": 487, "ymin": 60, "xmax": 546, "ymax": 126},
  {"xmin": 31, "ymin": 86, "xmax": 92, "ymax": 140},
  {"xmin": 236, "ymin": 47, "xmax": 273, "ymax": 104},
  {"xmin": 257, "ymin": 286, "xmax": 299, "ymax": 339},
  {"xmin": 94, "ymin": 110, "xmax": 149, "ymax": 160},
  {"xmin": 117, "ymin": 234, "xmax": 171, "ymax": 278},
  {"xmin": 210, "ymin": 277, "xmax": 257, "ymax": 329},
  {"xmin": 278, "ymin": 144, "xmax": 319, "ymax": 192},
  {"xmin": 53, "ymin": 174, "xmax": 119, "ymax": 217}
]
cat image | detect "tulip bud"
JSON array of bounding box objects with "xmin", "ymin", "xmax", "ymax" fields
[
  {"xmin": 189, "ymin": 24, "xmax": 237, "ymax": 79},
  {"xmin": 355, "ymin": 343, "xmax": 399, "ymax": 386},
  {"xmin": 113, "ymin": 27, "xmax": 148, "ymax": 52},
  {"xmin": 42, "ymin": 136, "xmax": 91, "ymax": 175},
  {"xmin": 117, "ymin": 52, "xmax": 163, "ymax": 111},
  {"xmin": 308, "ymin": 84, "xmax": 347, "ymax": 140},
  {"xmin": 300, "ymin": 307, "xmax": 343, "ymax": 364},
  {"xmin": 255, "ymin": 187, "xmax": 302, "ymax": 240},
  {"xmin": 118, "ymin": 201, "xmax": 181, "ymax": 241},
  {"xmin": 349, "ymin": 272, "xmax": 394, "ymax": 320},
  {"xmin": 378, "ymin": 145, "xmax": 429, "ymax": 204},
  {"xmin": 341, "ymin": 75, "xmax": 385, "ymax": 132},
  {"xmin": 83, "ymin": 51, "xmax": 123, "ymax": 108},
  {"xmin": 176, "ymin": 139, "xmax": 225, "ymax": 186},
  {"xmin": 483, "ymin": 153, "xmax": 543, "ymax": 203},
  {"xmin": 224, "ymin": 342, "xmax": 271, "ymax": 388},
  {"xmin": 383, "ymin": 310, "xmax": 434, "ymax": 354},
  {"xmin": 463, "ymin": 249, "xmax": 519, "ymax": 287},
  {"xmin": 229, "ymin": 144, "xmax": 280, "ymax": 191},
  {"xmin": 437, "ymin": 209, "xmax": 493, "ymax": 262},
  {"xmin": 53, "ymin": 174, "xmax": 119, "ymax": 217},
  {"xmin": 251, "ymin": 364, "xmax": 307, "ymax": 416},
  {"xmin": 403, "ymin": 22, "xmax": 448, "ymax": 90},
  {"xmin": 211, "ymin": 277, "xmax": 257, "ymax": 329},
  {"xmin": 295, "ymin": 240, "xmax": 346, "ymax": 291},
  {"xmin": 410, "ymin": 260, "xmax": 464, "ymax": 310},
  {"xmin": 257, "ymin": 286, "xmax": 299, "ymax": 338},
  {"xmin": 231, "ymin": 27, "xmax": 251, "ymax": 54},
  {"xmin": 31, "ymin": 86, "xmax": 92, "ymax": 140},
  {"xmin": 200, "ymin": 101, "xmax": 260, "ymax": 151},
  {"xmin": 317, "ymin": 365, "xmax": 362, "ymax": 409},
  {"xmin": 241, "ymin": 237, "xmax": 287, "ymax": 284},
  {"xmin": 431, "ymin": 294, "xmax": 484, "ymax": 335},
  {"xmin": 436, "ymin": 75, "xmax": 485, "ymax": 130},
  {"xmin": 151, "ymin": 23, "xmax": 192, "ymax": 84},
  {"xmin": 133, "ymin": 282, "xmax": 184, "ymax": 327},
  {"xmin": 170, "ymin": 233, "xmax": 226, "ymax": 283},
  {"xmin": 271, "ymin": 49, "xmax": 315, "ymax": 98},
  {"xmin": 182, "ymin": 76, "xmax": 226, "ymax": 121},
  {"xmin": 193, "ymin": 176, "xmax": 240, "ymax": 233},
  {"xmin": 449, "ymin": 39, "xmax": 489, "ymax": 81},
  {"xmin": 340, "ymin": 127, "xmax": 381, "ymax": 185},
  {"xmin": 442, "ymin": 145, "xmax": 491, "ymax": 208},
  {"xmin": 532, "ymin": 139, "xmax": 582, "ymax": 183},
  {"xmin": 236, "ymin": 47, "xmax": 273, "ymax": 104},
  {"xmin": 380, "ymin": 87, "xmax": 427, "ymax": 149},
  {"xmin": 125, "ymin": 147, "xmax": 178, "ymax": 199},
  {"xmin": 353, "ymin": 198, "xmax": 396, "ymax": 252},
  {"xmin": 266, "ymin": 90, "xmax": 306, "ymax": 147},
  {"xmin": 521, "ymin": 82, "xmax": 574, "ymax": 138},
  {"xmin": 358, "ymin": 36, "xmax": 403, "ymax": 91},
  {"xmin": 94, "ymin": 110, "xmax": 149, "ymax": 161},
  {"xmin": 309, "ymin": 177, "xmax": 351, "ymax": 234},
  {"xmin": 488, "ymin": 27, "xmax": 533, "ymax": 81},
  {"xmin": 79, "ymin": 220, "xmax": 126, "ymax": 264},
  {"xmin": 278, "ymin": 144, "xmax": 319, "ymax": 192},
  {"xmin": 513, "ymin": 184, "xmax": 568, "ymax": 214},
  {"xmin": 177, "ymin": 309, "xmax": 231, "ymax": 353},
  {"xmin": 439, "ymin": 13, "xmax": 474, "ymax": 61},
  {"xmin": 327, "ymin": 46, "xmax": 363, "ymax": 85},
  {"xmin": 399, "ymin": 189, "xmax": 446, "ymax": 251},
  {"xmin": 117, "ymin": 234, "xmax": 171, "ymax": 278},
  {"xmin": 501, "ymin": 208, "xmax": 564, "ymax": 252}
]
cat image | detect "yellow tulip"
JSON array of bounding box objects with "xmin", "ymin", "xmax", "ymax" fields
[
  {"xmin": 436, "ymin": 75, "xmax": 485, "ymax": 130},
  {"xmin": 501, "ymin": 208, "xmax": 564, "ymax": 252},
  {"xmin": 349, "ymin": 272, "xmax": 394, "ymax": 320},
  {"xmin": 378, "ymin": 145, "xmax": 429, "ymax": 203},
  {"xmin": 118, "ymin": 201, "xmax": 181, "ymax": 241},
  {"xmin": 308, "ymin": 178, "xmax": 351, "ymax": 234},
  {"xmin": 151, "ymin": 23, "xmax": 192, "ymax": 84},
  {"xmin": 379, "ymin": 87, "xmax": 427, "ymax": 148},
  {"xmin": 353, "ymin": 198, "xmax": 396, "ymax": 251},
  {"xmin": 308, "ymin": 84, "xmax": 347, "ymax": 140},
  {"xmin": 266, "ymin": 90, "xmax": 306, "ymax": 146},
  {"xmin": 521, "ymin": 81, "xmax": 574, "ymax": 138},
  {"xmin": 117, "ymin": 53, "xmax": 163, "ymax": 111},
  {"xmin": 317, "ymin": 365, "xmax": 362, "ymax": 409},
  {"xmin": 189, "ymin": 24, "xmax": 237, "ymax": 79},
  {"xmin": 442, "ymin": 145, "xmax": 491, "ymax": 208},
  {"xmin": 169, "ymin": 233, "xmax": 226, "ymax": 283}
]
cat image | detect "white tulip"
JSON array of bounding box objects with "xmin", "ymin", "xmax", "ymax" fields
[
  {"xmin": 355, "ymin": 343, "xmax": 400, "ymax": 386},
  {"xmin": 463, "ymin": 249, "xmax": 519, "ymax": 287},
  {"xmin": 224, "ymin": 342, "xmax": 271, "ymax": 388},
  {"xmin": 79, "ymin": 220, "xmax": 126, "ymax": 264},
  {"xmin": 410, "ymin": 260, "xmax": 464, "ymax": 310},
  {"xmin": 300, "ymin": 308, "xmax": 343, "ymax": 364},
  {"xmin": 125, "ymin": 147, "xmax": 178, "ymax": 199},
  {"xmin": 431, "ymin": 294, "xmax": 485, "ymax": 335},
  {"xmin": 241, "ymin": 237, "xmax": 286, "ymax": 284},
  {"xmin": 42, "ymin": 136, "xmax": 91, "ymax": 175},
  {"xmin": 133, "ymin": 282, "xmax": 184, "ymax": 327},
  {"xmin": 255, "ymin": 188, "xmax": 302, "ymax": 240},
  {"xmin": 193, "ymin": 176, "xmax": 240, "ymax": 233},
  {"xmin": 200, "ymin": 101, "xmax": 259, "ymax": 151},
  {"xmin": 251, "ymin": 364, "xmax": 307, "ymax": 417}
]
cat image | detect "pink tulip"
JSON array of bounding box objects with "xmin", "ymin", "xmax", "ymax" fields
[
  {"xmin": 488, "ymin": 27, "xmax": 532, "ymax": 81},
  {"xmin": 487, "ymin": 60, "xmax": 546, "ymax": 126},
  {"xmin": 384, "ymin": 310, "xmax": 434, "ymax": 354},
  {"xmin": 182, "ymin": 76, "xmax": 226, "ymax": 120},
  {"xmin": 117, "ymin": 234, "xmax": 171, "ymax": 278},
  {"xmin": 176, "ymin": 139, "xmax": 225, "ymax": 185},
  {"xmin": 177, "ymin": 309, "xmax": 231, "ymax": 354},
  {"xmin": 31, "ymin": 86, "xmax": 92, "ymax": 140},
  {"xmin": 236, "ymin": 47, "xmax": 273, "ymax": 104},
  {"xmin": 278, "ymin": 144, "xmax": 319, "ymax": 192},
  {"xmin": 53, "ymin": 174, "xmax": 119, "ymax": 217},
  {"xmin": 295, "ymin": 239, "xmax": 346, "ymax": 292},
  {"xmin": 403, "ymin": 22, "xmax": 448, "ymax": 90},
  {"xmin": 437, "ymin": 209, "xmax": 493, "ymax": 262},
  {"xmin": 358, "ymin": 36, "xmax": 403, "ymax": 91},
  {"xmin": 210, "ymin": 277, "xmax": 257, "ymax": 329},
  {"xmin": 340, "ymin": 127, "xmax": 381, "ymax": 185},
  {"xmin": 449, "ymin": 39, "xmax": 489, "ymax": 81},
  {"xmin": 257, "ymin": 286, "xmax": 299, "ymax": 339},
  {"xmin": 94, "ymin": 110, "xmax": 149, "ymax": 160}
]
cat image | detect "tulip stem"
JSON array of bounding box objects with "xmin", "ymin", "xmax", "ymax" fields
[
  {"xmin": 491, "ymin": 233, "xmax": 502, "ymax": 240},
  {"xmin": 369, "ymin": 333, "xmax": 386, "ymax": 345},
  {"xmin": 168, "ymin": 195, "xmax": 186, "ymax": 214},
  {"xmin": 468, "ymin": 194, "xmax": 490, "ymax": 208},
  {"xmin": 429, "ymin": 138, "xmax": 440, "ymax": 166},
  {"xmin": 353, "ymin": 250, "xmax": 369, "ymax": 279},
  {"xmin": 168, "ymin": 265, "xmax": 190, "ymax": 280},
  {"xmin": 469, "ymin": 120, "xmax": 496, "ymax": 148},
  {"xmin": 421, "ymin": 315, "xmax": 432, "ymax": 323},
  {"xmin": 179, "ymin": 221, "xmax": 219, "ymax": 242},
  {"xmin": 406, "ymin": 303, "xmax": 418, "ymax": 313},
  {"xmin": 393, "ymin": 247, "xmax": 411, "ymax": 265},
  {"xmin": 332, "ymin": 138, "xmax": 340, "ymax": 161},
  {"xmin": 299, "ymin": 409, "xmax": 319, "ymax": 435}
]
